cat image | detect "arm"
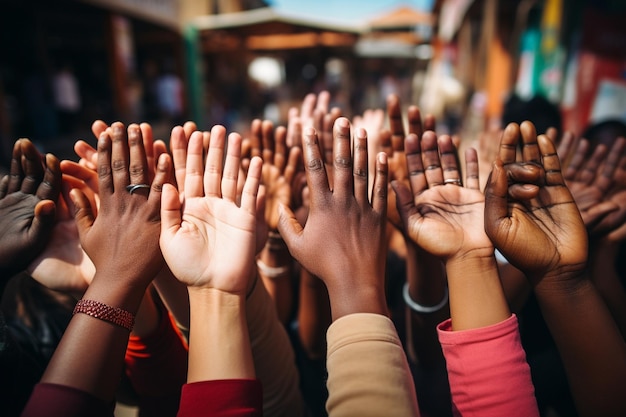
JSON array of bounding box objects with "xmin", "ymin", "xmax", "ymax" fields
[
  {"xmin": 22, "ymin": 123, "xmax": 171, "ymax": 416},
  {"xmin": 160, "ymin": 126, "xmax": 262, "ymax": 417},
  {"xmin": 393, "ymin": 131, "xmax": 538, "ymax": 417},
  {"xmin": 279, "ymin": 118, "xmax": 420, "ymax": 416},
  {"xmin": 484, "ymin": 121, "xmax": 626, "ymax": 417}
]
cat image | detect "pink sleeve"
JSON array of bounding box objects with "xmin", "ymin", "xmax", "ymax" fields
[
  {"xmin": 177, "ymin": 379, "xmax": 263, "ymax": 417},
  {"xmin": 437, "ymin": 314, "xmax": 539, "ymax": 417},
  {"xmin": 21, "ymin": 383, "xmax": 115, "ymax": 417},
  {"xmin": 125, "ymin": 305, "xmax": 188, "ymax": 416}
]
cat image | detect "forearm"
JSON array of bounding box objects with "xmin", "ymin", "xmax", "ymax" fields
[
  {"xmin": 590, "ymin": 242, "xmax": 626, "ymax": 336},
  {"xmin": 404, "ymin": 241, "xmax": 448, "ymax": 368},
  {"xmin": 326, "ymin": 313, "xmax": 420, "ymax": 417},
  {"xmin": 246, "ymin": 271, "xmax": 305, "ymax": 416},
  {"xmin": 152, "ymin": 266, "xmax": 190, "ymax": 331},
  {"xmin": 187, "ymin": 289, "xmax": 253, "ymax": 382},
  {"xmin": 297, "ymin": 267, "xmax": 331, "ymax": 360},
  {"xmin": 445, "ymin": 254, "xmax": 510, "ymax": 331},
  {"xmin": 39, "ymin": 276, "xmax": 147, "ymax": 401},
  {"xmin": 535, "ymin": 274, "xmax": 626, "ymax": 417},
  {"xmin": 257, "ymin": 241, "xmax": 294, "ymax": 325}
]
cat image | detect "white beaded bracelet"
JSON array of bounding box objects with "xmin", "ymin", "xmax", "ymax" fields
[
  {"xmin": 256, "ymin": 258, "xmax": 290, "ymax": 279},
  {"xmin": 402, "ymin": 283, "xmax": 449, "ymax": 314}
]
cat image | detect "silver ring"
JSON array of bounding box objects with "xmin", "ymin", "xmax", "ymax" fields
[
  {"xmin": 126, "ymin": 184, "xmax": 151, "ymax": 194},
  {"xmin": 444, "ymin": 178, "xmax": 462, "ymax": 186}
]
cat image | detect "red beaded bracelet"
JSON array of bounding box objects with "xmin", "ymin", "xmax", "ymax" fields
[{"xmin": 73, "ymin": 299, "xmax": 135, "ymax": 332}]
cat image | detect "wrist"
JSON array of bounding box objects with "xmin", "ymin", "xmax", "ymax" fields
[{"xmin": 326, "ymin": 279, "xmax": 387, "ymax": 321}]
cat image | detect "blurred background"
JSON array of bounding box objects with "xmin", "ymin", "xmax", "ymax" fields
[{"xmin": 0, "ymin": 0, "xmax": 625, "ymax": 165}]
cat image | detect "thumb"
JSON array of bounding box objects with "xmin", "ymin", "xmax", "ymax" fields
[
  {"xmin": 391, "ymin": 180, "xmax": 415, "ymax": 233},
  {"xmin": 484, "ymin": 159, "xmax": 509, "ymax": 242},
  {"xmin": 277, "ymin": 203, "xmax": 303, "ymax": 257},
  {"xmin": 70, "ymin": 188, "xmax": 95, "ymax": 241},
  {"xmin": 31, "ymin": 199, "xmax": 57, "ymax": 240},
  {"xmin": 160, "ymin": 183, "xmax": 182, "ymax": 242}
]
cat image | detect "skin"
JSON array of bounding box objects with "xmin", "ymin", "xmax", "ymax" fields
[
  {"xmin": 484, "ymin": 121, "xmax": 626, "ymax": 417},
  {"xmin": 160, "ymin": 126, "xmax": 262, "ymax": 382},
  {"xmin": 37, "ymin": 122, "xmax": 171, "ymax": 401},
  {"xmin": 0, "ymin": 139, "xmax": 61, "ymax": 288},
  {"xmin": 393, "ymin": 131, "xmax": 510, "ymax": 331},
  {"xmin": 278, "ymin": 117, "xmax": 389, "ymax": 321}
]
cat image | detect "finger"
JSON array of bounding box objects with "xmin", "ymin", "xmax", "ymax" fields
[
  {"xmin": 423, "ymin": 114, "xmax": 436, "ymax": 132},
  {"xmin": 465, "ymin": 148, "xmax": 480, "ymax": 190},
  {"xmin": 110, "ymin": 122, "xmax": 130, "ymax": 194},
  {"xmin": 421, "ymin": 131, "xmax": 444, "ymax": 187},
  {"xmin": 499, "ymin": 123, "xmax": 520, "ymax": 165},
  {"xmin": 300, "ymin": 93, "xmax": 316, "ymax": 123},
  {"xmin": 154, "ymin": 140, "xmax": 168, "ymax": 164},
  {"xmin": 36, "ymin": 153, "xmax": 62, "ymax": 202},
  {"xmin": 277, "ymin": 203, "xmax": 304, "ymax": 258},
  {"xmin": 438, "ymin": 135, "xmax": 462, "ymax": 186},
  {"xmin": 96, "ymin": 131, "xmax": 113, "ymax": 198},
  {"xmin": 147, "ymin": 153, "xmax": 171, "ymax": 218},
  {"xmin": 302, "ymin": 127, "xmax": 330, "ymax": 203},
  {"xmin": 0, "ymin": 175, "xmax": 8, "ymax": 199},
  {"xmin": 313, "ymin": 108, "xmax": 324, "ymax": 135},
  {"xmin": 565, "ymin": 138, "xmax": 589, "ymax": 181},
  {"xmin": 222, "ymin": 133, "xmax": 242, "ymax": 202},
  {"xmin": 578, "ymin": 144, "xmax": 607, "ymax": 185},
  {"xmin": 241, "ymin": 156, "xmax": 262, "ymax": 215},
  {"xmin": 262, "ymin": 120, "xmax": 275, "ymax": 163},
  {"xmin": 507, "ymin": 163, "xmax": 543, "ymax": 185},
  {"xmin": 275, "ymin": 126, "xmax": 287, "ymax": 172},
  {"xmin": 140, "ymin": 123, "xmax": 156, "ymax": 178},
  {"xmin": 520, "ymin": 121, "xmax": 541, "ymax": 164},
  {"xmin": 332, "ymin": 117, "xmax": 354, "ymax": 199},
  {"xmin": 184, "ymin": 131, "xmax": 205, "ymax": 198},
  {"xmin": 287, "ymin": 110, "xmax": 301, "ymax": 148},
  {"xmin": 538, "ymin": 134, "xmax": 565, "ymax": 187},
  {"xmin": 61, "ymin": 160, "xmax": 99, "ymax": 192},
  {"xmin": 204, "ymin": 125, "xmax": 226, "ymax": 197},
  {"xmin": 70, "ymin": 188, "xmax": 95, "ymax": 240},
  {"xmin": 484, "ymin": 160, "xmax": 509, "ymax": 239},
  {"xmin": 371, "ymin": 152, "xmax": 388, "ymax": 216},
  {"xmin": 284, "ymin": 146, "xmax": 300, "ymax": 188},
  {"xmin": 160, "ymin": 183, "xmax": 182, "ymax": 242},
  {"xmin": 31, "ymin": 199, "xmax": 57, "ymax": 238},
  {"xmin": 322, "ymin": 111, "xmax": 337, "ymax": 165},
  {"xmin": 316, "ymin": 90, "xmax": 330, "ymax": 114},
  {"xmin": 250, "ymin": 119, "xmax": 262, "ymax": 158},
  {"xmin": 583, "ymin": 201, "xmax": 619, "ymax": 233},
  {"xmin": 353, "ymin": 128, "xmax": 369, "ymax": 205},
  {"xmin": 556, "ymin": 130, "xmax": 576, "ymax": 163},
  {"xmin": 597, "ymin": 137, "xmax": 626, "ymax": 192},
  {"xmin": 405, "ymin": 133, "xmax": 427, "ymax": 198},
  {"xmin": 91, "ymin": 120, "xmax": 108, "ymax": 139},
  {"xmin": 74, "ymin": 140, "xmax": 98, "ymax": 171},
  {"xmin": 508, "ymin": 183, "xmax": 540, "ymax": 200},
  {"xmin": 127, "ymin": 124, "xmax": 150, "ymax": 192},
  {"xmin": 183, "ymin": 121, "xmax": 198, "ymax": 140},
  {"xmin": 20, "ymin": 139, "xmax": 45, "ymax": 194},
  {"xmin": 386, "ymin": 94, "xmax": 404, "ymax": 152},
  {"xmin": 7, "ymin": 139, "xmax": 24, "ymax": 194},
  {"xmin": 407, "ymin": 105, "xmax": 423, "ymax": 137},
  {"xmin": 392, "ymin": 180, "xmax": 418, "ymax": 232},
  {"xmin": 62, "ymin": 172, "xmax": 98, "ymax": 217}
]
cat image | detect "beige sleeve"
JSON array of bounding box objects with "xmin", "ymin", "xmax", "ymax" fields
[
  {"xmin": 326, "ymin": 313, "xmax": 420, "ymax": 417},
  {"xmin": 246, "ymin": 276, "xmax": 305, "ymax": 417}
]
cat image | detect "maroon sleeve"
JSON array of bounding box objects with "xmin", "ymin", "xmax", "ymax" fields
[
  {"xmin": 177, "ymin": 379, "xmax": 262, "ymax": 417},
  {"xmin": 21, "ymin": 383, "xmax": 115, "ymax": 417},
  {"xmin": 124, "ymin": 305, "xmax": 188, "ymax": 417}
]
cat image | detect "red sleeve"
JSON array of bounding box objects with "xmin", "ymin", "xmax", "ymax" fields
[
  {"xmin": 437, "ymin": 314, "xmax": 540, "ymax": 417},
  {"xmin": 125, "ymin": 305, "xmax": 188, "ymax": 417},
  {"xmin": 177, "ymin": 379, "xmax": 262, "ymax": 417},
  {"xmin": 21, "ymin": 383, "xmax": 115, "ymax": 417}
]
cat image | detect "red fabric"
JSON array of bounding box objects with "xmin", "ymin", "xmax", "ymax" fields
[
  {"xmin": 125, "ymin": 306, "xmax": 188, "ymax": 416},
  {"xmin": 21, "ymin": 383, "xmax": 115, "ymax": 417},
  {"xmin": 177, "ymin": 379, "xmax": 263, "ymax": 417},
  {"xmin": 437, "ymin": 314, "xmax": 540, "ymax": 417}
]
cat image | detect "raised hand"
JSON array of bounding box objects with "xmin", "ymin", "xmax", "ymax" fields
[
  {"xmin": 278, "ymin": 117, "xmax": 388, "ymax": 320},
  {"xmin": 393, "ymin": 131, "xmax": 488, "ymax": 260},
  {"xmin": 0, "ymin": 139, "xmax": 61, "ymax": 284},
  {"xmin": 160, "ymin": 126, "xmax": 262, "ymax": 293},
  {"xmin": 484, "ymin": 122, "xmax": 588, "ymax": 284}
]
